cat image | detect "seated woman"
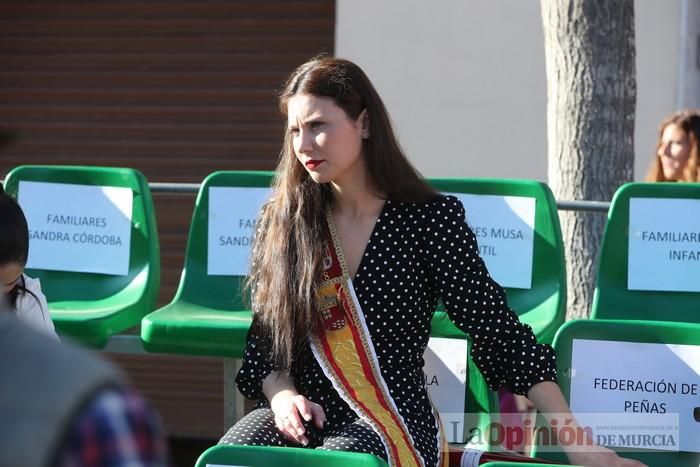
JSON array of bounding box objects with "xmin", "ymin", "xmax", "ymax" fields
[
  {"xmin": 0, "ymin": 187, "xmax": 57, "ymax": 340},
  {"xmin": 220, "ymin": 56, "xmax": 645, "ymax": 467},
  {"xmin": 645, "ymin": 109, "xmax": 700, "ymax": 182}
]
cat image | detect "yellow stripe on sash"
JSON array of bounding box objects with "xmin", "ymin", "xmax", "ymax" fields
[{"xmin": 324, "ymin": 325, "xmax": 421, "ymax": 467}]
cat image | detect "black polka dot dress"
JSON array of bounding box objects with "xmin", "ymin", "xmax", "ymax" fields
[{"xmin": 223, "ymin": 195, "xmax": 557, "ymax": 466}]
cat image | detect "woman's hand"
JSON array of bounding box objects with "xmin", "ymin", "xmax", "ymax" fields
[
  {"xmin": 270, "ymin": 389, "xmax": 326, "ymax": 446},
  {"xmin": 566, "ymin": 444, "xmax": 647, "ymax": 467},
  {"xmin": 527, "ymin": 382, "xmax": 647, "ymax": 467}
]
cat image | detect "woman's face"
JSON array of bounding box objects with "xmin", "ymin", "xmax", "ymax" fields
[
  {"xmin": 0, "ymin": 262, "xmax": 23, "ymax": 294},
  {"xmin": 658, "ymin": 123, "xmax": 691, "ymax": 180},
  {"xmin": 287, "ymin": 93, "xmax": 367, "ymax": 185}
]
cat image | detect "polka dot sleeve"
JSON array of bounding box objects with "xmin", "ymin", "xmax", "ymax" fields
[
  {"xmin": 235, "ymin": 315, "xmax": 277, "ymax": 401},
  {"xmin": 422, "ymin": 195, "xmax": 557, "ymax": 395}
]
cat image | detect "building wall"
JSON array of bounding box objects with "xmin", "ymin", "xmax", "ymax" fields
[
  {"xmin": 0, "ymin": 0, "xmax": 336, "ymax": 440},
  {"xmin": 336, "ymin": 0, "xmax": 688, "ymax": 184},
  {"xmin": 635, "ymin": 0, "xmax": 682, "ymax": 178},
  {"xmin": 677, "ymin": 0, "xmax": 700, "ymax": 110}
]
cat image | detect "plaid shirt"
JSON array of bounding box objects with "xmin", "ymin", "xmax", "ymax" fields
[{"xmin": 55, "ymin": 387, "xmax": 169, "ymax": 467}]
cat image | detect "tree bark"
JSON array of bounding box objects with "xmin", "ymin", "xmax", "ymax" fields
[{"xmin": 541, "ymin": 0, "xmax": 636, "ymax": 319}]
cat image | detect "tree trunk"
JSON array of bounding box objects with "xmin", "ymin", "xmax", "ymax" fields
[{"xmin": 541, "ymin": 0, "xmax": 636, "ymax": 319}]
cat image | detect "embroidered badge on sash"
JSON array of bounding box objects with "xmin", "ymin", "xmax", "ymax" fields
[
  {"xmin": 318, "ymin": 244, "xmax": 347, "ymax": 331},
  {"xmin": 318, "ymin": 282, "xmax": 346, "ymax": 331}
]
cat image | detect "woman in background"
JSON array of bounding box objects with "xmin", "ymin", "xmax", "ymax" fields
[
  {"xmin": 0, "ymin": 187, "xmax": 57, "ymax": 339},
  {"xmin": 645, "ymin": 109, "xmax": 700, "ymax": 182}
]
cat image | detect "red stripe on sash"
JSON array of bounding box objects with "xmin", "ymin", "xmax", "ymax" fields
[{"xmin": 316, "ymin": 330, "xmax": 404, "ymax": 464}]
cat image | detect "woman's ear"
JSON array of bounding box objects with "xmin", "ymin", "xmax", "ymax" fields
[{"xmin": 359, "ymin": 109, "xmax": 370, "ymax": 139}]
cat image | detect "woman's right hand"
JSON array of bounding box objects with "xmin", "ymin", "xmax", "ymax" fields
[{"xmin": 270, "ymin": 389, "xmax": 326, "ymax": 446}]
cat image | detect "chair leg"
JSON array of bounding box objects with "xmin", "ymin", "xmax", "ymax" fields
[{"xmin": 223, "ymin": 358, "xmax": 245, "ymax": 432}]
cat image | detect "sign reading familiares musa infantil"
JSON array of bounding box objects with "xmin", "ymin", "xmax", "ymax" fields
[
  {"xmin": 447, "ymin": 193, "xmax": 536, "ymax": 289},
  {"xmin": 18, "ymin": 181, "xmax": 133, "ymax": 276},
  {"xmin": 628, "ymin": 197, "xmax": 700, "ymax": 292}
]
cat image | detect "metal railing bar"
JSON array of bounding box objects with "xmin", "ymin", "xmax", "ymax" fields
[
  {"xmin": 102, "ymin": 334, "xmax": 145, "ymax": 354},
  {"xmin": 555, "ymin": 200, "xmax": 610, "ymax": 212},
  {"xmin": 3, "ymin": 178, "xmax": 613, "ymax": 211},
  {"xmin": 149, "ymin": 182, "xmax": 200, "ymax": 193},
  {"xmin": 147, "ymin": 182, "xmax": 612, "ymax": 212}
]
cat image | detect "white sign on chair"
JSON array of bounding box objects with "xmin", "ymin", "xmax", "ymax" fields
[
  {"xmin": 448, "ymin": 193, "xmax": 536, "ymax": 289},
  {"xmin": 570, "ymin": 339, "xmax": 698, "ymax": 452},
  {"xmin": 628, "ymin": 197, "xmax": 700, "ymax": 292},
  {"xmin": 423, "ymin": 337, "xmax": 469, "ymax": 443},
  {"xmin": 207, "ymin": 186, "xmax": 272, "ymax": 276},
  {"xmin": 19, "ymin": 181, "xmax": 133, "ymax": 276}
]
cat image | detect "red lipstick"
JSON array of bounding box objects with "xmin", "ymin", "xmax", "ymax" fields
[{"xmin": 305, "ymin": 160, "xmax": 324, "ymax": 169}]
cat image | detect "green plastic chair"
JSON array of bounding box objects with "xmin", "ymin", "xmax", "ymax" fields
[
  {"xmin": 531, "ymin": 319, "xmax": 700, "ymax": 467},
  {"xmin": 195, "ymin": 445, "xmax": 389, "ymax": 467},
  {"xmin": 591, "ymin": 182, "xmax": 700, "ymax": 322},
  {"xmin": 423, "ymin": 179, "xmax": 566, "ymax": 449},
  {"xmin": 141, "ymin": 171, "xmax": 273, "ymax": 357},
  {"xmin": 427, "ymin": 178, "xmax": 566, "ymax": 345},
  {"xmin": 3, "ymin": 165, "xmax": 160, "ymax": 348}
]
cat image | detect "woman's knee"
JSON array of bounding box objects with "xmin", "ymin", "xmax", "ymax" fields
[
  {"xmin": 218, "ymin": 408, "xmax": 284, "ymax": 446},
  {"xmin": 319, "ymin": 421, "xmax": 387, "ymax": 459}
]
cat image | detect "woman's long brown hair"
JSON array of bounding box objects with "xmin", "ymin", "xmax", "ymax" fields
[
  {"xmin": 246, "ymin": 56, "xmax": 437, "ymax": 370},
  {"xmin": 645, "ymin": 109, "xmax": 700, "ymax": 182}
]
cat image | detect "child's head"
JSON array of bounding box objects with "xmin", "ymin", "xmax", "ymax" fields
[{"xmin": 0, "ymin": 187, "xmax": 29, "ymax": 297}]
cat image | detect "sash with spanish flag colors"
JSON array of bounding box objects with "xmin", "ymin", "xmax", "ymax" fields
[{"xmin": 308, "ymin": 211, "xmax": 450, "ymax": 467}]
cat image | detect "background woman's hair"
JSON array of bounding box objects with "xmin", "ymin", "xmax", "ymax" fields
[
  {"xmin": 0, "ymin": 188, "xmax": 40, "ymax": 310},
  {"xmin": 246, "ymin": 56, "xmax": 437, "ymax": 370},
  {"xmin": 645, "ymin": 109, "xmax": 700, "ymax": 182},
  {"xmin": 0, "ymin": 188, "xmax": 29, "ymax": 269}
]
